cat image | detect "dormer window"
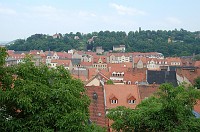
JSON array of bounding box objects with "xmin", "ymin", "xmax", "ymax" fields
[
  {"xmin": 127, "ymin": 94, "xmax": 136, "ymax": 104},
  {"xmin": 128, "ymin": 100, "xmax": 135, "ymax": 104},
  {"xmin": 111, "ymin": 99, "xmax": 118, "ymax": 104},
  {"xmin": 110, "ymin": 94, "xmax": 118, "ymax": 104}
]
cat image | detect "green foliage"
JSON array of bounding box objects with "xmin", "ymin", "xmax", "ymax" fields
[
  {"xmin": 0, "ymin": 59, "xmax": 104, "ymax": 131},
  {"xmin": 107, "ymin": 84, "xmax": 200, "ymax": 132},
  {"xmin": 106, "ymin": 80, "xmax": 114, "ymax": 85},
  {"xmin": 193, "ymin": 54, "xmax": 200, "ymax": 61},
  {"xmin": 0, "ymin": 47, "xmax": 8, "ymax": 66},
  {"xmin": 194, "ymin": 76, "xmax": 200, "ymax": 89},
  {"xmin": 7, "ymin": 29, "xmax": 200, "ymax": 57}
]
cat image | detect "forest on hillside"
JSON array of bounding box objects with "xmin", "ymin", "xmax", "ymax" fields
[{"xmin": 7, "ymin": 29, "xmax": 200, "ymax": 57}]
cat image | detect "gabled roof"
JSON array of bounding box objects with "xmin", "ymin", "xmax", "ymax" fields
[
  {"xmin": 93, "ymin": 55, "xmax": 107, "ymax": 63},
  {"xmin": 104, "ymin": 84, "xmax": 140, "ymax": 109},
  {"xmin": 127, "ymin": 94, "xmax": 136, "ymax": 100},
  {"xmin": 134, "ymin": 57, "xmax": 147, "ymax": 64}
]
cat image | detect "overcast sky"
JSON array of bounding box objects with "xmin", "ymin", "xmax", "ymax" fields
[{"xmin": 0, "ymin": 0, "xmax": 200, "ymax": 41}]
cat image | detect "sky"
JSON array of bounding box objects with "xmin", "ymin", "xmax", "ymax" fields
[{"xmin": 0, "ymin": 0, "xmax": 200, "ymax": 41}]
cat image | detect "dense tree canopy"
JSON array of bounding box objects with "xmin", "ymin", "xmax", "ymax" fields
[
  {"xmin": 7, "ymin": 29, "xmax": 200, "ymax": 57},
  {"xmin": 0, "ymin": 54, "xmax": 104, "ymax": 131},
  {"xmin": 107, "ymin": 84, "xmax": 200, "ymax": 132},
  {"xmin": 194, "ymin": 76, "xmax": 200, "ymax": 89},
  {"xmin": 0, "ymin": 47, "xmax": 8, "ymax": 66}
]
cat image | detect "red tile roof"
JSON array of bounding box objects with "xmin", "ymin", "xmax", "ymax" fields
[
  {"xmin": 104, "ymin": 84, "xmax": 141, "ymax": 109},
  {"xmin": 51, "ymin": 59, "xmax": 71, "ymax": 66},
  {"xmin": 194, "ymin": 61, "xmax": 200, "ymax": 68},
  {"xmin": 138, "ymin": 85, "xmax": 159, "ymax": 100},
  {"xmin": 56, "ymin": 52, "xmax": 72, "ymax": 59}
]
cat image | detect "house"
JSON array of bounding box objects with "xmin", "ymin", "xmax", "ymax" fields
[
  {"xmin": 176, "ymin": 67, "xmax": 200, "ymax": 85},
  {"xmin": 113, "ymin": 45, "xmax": 125, "ymax": 52},
  {"xmin": 165, "ymin": 57, "xmax": 182, "ymax": 66},
  {"xmin": 104, "ymin": 84, "xmax": 141, "ymax": 130},
  {"xmin": 146, "ymin": 58, "xmax": 164, "ymax": 70},
  {"xmin": 85, "ymin": 75, "xmax": 108, "ymax": 127},
  {"xmin": 52, "ymin": 33, "xmax": 61, "ymax": 39},
  {"xmin": 132, "ymin": 52, "xmax": 164, "ymax": 59},
  {"xmin": 81, "ymin": 54, "xmax": 93, "ymax": 62},
  {"xmin": 49, "ymin": 59, "xmax": 73, "ymax": 71},
  {"xmin": 132, "ymin": 57, "xmax": 147, "ymax": 69},
  {"xmin": 101, "ymin": 65, "xmax": 146, "ymax": 85},
  {"xmin": 92, "ymin": 55, "xmax": 107, "ymax": 69},
  {"xmin": 5, "ymin": 57, "xmax": 17, "ymax": 66},
  {"xmin": 107, "ymin": 53, "xmax": 132, "ymax": 63}
]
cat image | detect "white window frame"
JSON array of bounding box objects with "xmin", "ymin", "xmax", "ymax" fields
[
  {"xmin": 128, "ymin": 100, "xmax": 135, "ymax": 104},
  {"xmin": 111, "ymin": 99, "xmax": 118, "ymax": 104}
]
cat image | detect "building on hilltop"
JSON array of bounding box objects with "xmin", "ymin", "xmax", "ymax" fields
[{"xmin": 113, "ymin": 45, "xmax": 125, "ymax": 52}]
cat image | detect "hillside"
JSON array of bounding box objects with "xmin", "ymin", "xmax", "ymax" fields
[{"xmin": 6, "ymin": 29, "xmax": 200, "ymax": 57}]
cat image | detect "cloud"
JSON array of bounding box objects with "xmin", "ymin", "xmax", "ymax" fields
[
  {"xmin": 110, "ymin": 3, "xmax": 146, "ymax": 16},
  {"xmin": 78, "ymin": 11, "xmax": 96, "ymax": 17},
  {"xmin": 0, "ymin": 5, "xmax": 17, "ymax": 15},
  {"xmin": 166, "ymin": 17, "xmax": 182, "ymax": 25}
]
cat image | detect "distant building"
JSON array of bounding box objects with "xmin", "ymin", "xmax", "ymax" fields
[
  {"xmin": 96, "ymin": 46, "xmax": 104, "ymax": 54},
  {"xmin": 113, "ymin": 45, "xmax": 125, "ymax": 52},
  {"xmin": 74, "ymin": 36, "xmax": 80, "ymax": 40},
  {"xmin": 52, "ymin": 33, "xmax": 61, "ymax": 39}
]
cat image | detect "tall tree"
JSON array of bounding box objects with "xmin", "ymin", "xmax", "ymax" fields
[
  {"xmin": 0, "ymin": 57, "xmax": 104, "ymax": 131},
  {"xmin": 0, "ymin": 47, "xmax": 8, "ymax": 66},
  {"xmin": 107, "ymin": 84, "xmax": 200, "ymax": 132}
]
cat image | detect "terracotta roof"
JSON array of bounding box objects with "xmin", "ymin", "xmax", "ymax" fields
[
  {"xmin": 51, "ymin": 59, "xmax": 71, "ymax": 66},
  {"xmin": 72, "ymin": 74, "xmax": 88, "ymax": 82},
  {"xmin": 56, "ymin": 52, "xmax": 72, "ymax": 59},
  {"xmin": 88, "ymin": 68, "xmax": 99, "ymax": 79},
  {"xmin": 138, "ymin": 85, "xmax": 159, "ymax": 100},
  {"xmin": 104, "ymin": 84, "xmax": 141, "ymax": 109},
  {"xmin": 93, "ymin": 55, "xmax": 107, "ymax": 63},
  {"xmin": 134, "ymin": 57, "xmax": 147, "ymax": 64},
  {"xmin": 107, "ymin": 62, "xmax": 132, "ymax": 68},
  {"xmin": 176, "ymin": 68, "xmax": 200, "ymax": 84},
  {"xmin": 9, "ymin": 53, "xmax": 25, "ymax": 59},
  {"xmin": 194, "ymin": 61, "xmax": 200, "ymax": 68},
  {"xmin": 80, "ymin": 62, "xmax": 93, "ymax": 67},
  {"xmin": 165, "ymin": 57, "xmax": 182, "ymax": 64}
]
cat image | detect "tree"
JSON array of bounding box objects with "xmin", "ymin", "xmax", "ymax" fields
[
  {"xmin": 194, "ymin": 76, "xmax": 200, "ymax": 89},
  {"xmin": 0, "ymin": 57, "xmax": 104, "ymax": 131},
  {"xmin": 0, "ymin": 47, "xmax": 8, "ymax": 66},
  {"xmin": 106, "ymin": 80, "xmax": 114, "ymax": 85},
  {"xmin": 107, "ymin": 84, "xmax": 200, "ymax": 132}
]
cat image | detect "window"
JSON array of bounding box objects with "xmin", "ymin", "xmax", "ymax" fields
[
  {"xmin": 111, "ymin": 100, "xmax": 118, "ymax": 104},
  {"xmin": 128, "ymin": 100, "xmax": 135, "ymax": 104}
]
